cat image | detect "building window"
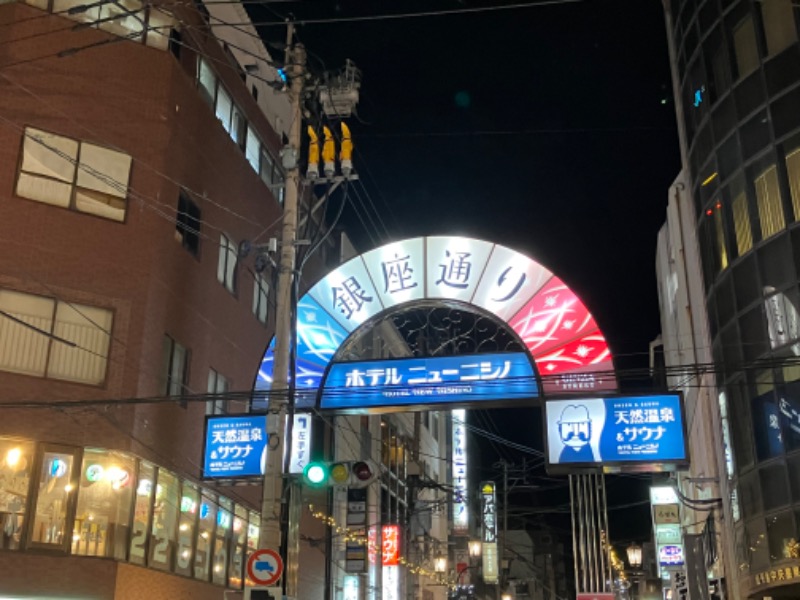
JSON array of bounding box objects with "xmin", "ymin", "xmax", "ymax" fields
[
  {"xmin": 732, "ymin": 191, "xmax": 753, "ymax": 255},
  {"xmin": 198, "ymin": 57, "xmax": 217, "ymax": 107},
  {"xmin": 129, "ymin": 460, "xmax": 154, "ymax": 565},
  {"xmin": 733, "ymin": 16, "xmax": 760, "ymax": 78},
  {"xmin": 245, "ymin": 127, "xmax": 261, "ymax": 172},
  {"xmin": 712, "ymin": 201, "xmax": 728, "ymax": 270},
  {"xmin": 176, "ymin": 482, "xmax": 199, "ymax": 577},
  {"xmin": 785, "ymin": 148, "xmax": 800, "ymax": 220},
  {"xmin": 252, "ymin": 274, "xmax": 269, "ymax": 324},
  {"xmin": 16, "ymin": 127, "xmax": 132, "ymax": 222},
  {"xmin": 0, "ymin": 288, "xmax": 113, "ymax": 385},
  {"xmin": 207, "ymin": 369, "xmax": 229, "ymax": 415},
  {"xmin": 29, "ymin": 447, "xmax": 78, "ymax": 549},
  {"xmin": 162, "ymin": 335, "xmax": 189, "ymax": 397},
  {"xmin": 72, "ymin": 449, "xmax": 134, "ymax": 560},
  {"xmin": 149, "ymin": 468, "xmax": 179, "ymax": 571},
  {"xmin": 0, "ymin": 439, "xmax": 35, "ymax": 551},
  {"xmin": 754, "ymin": 165, "xmax": 785, "ymax": 240},
  {"xmin": 217, "ymin": 234, "xmax": 238, "ymax": 293},
  {"xmin": 431, "ymin": 411, "xmax": 440, "ymax": 442},
  {"xmin": 175, "ymin": 191, "xmax": 201, "ymax": 256},
  {"xmin": 761, "ymin": 0, "xmax": 797, "ymax": 57},
  {"xmin": 215, "ymin": 86, "xmax": 234, "ymax": 134}
]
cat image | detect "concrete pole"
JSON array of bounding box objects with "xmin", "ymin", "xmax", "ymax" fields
[{"xmin": 258, "ymin": 19, "xmax": 305, "ymax": 579}]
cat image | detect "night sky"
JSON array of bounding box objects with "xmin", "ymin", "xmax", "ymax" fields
[{"xmin": 251, "ymin": 0, "xmax": 681, "ymax": 545}]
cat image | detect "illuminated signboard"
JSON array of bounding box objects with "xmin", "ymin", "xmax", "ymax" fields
[
  {"xmin": 320, "ymin": 352, "xmax": 537, "ymax": 411},
  {"xmin": 544, "ymin": 394, "xmax": 688, "ymax": 471},
  {"xmin": 481, "ymin": 481, "xmax": 499, "ymax": 584},
  {"xmin": 203, "ymin": 415, "xmax": 267, "ymax": 478},
  {"xmin": 203, "ymin": 414, "xmax": 312, "ymax": 479},
  {"xmin": 382, "ymin": 524, "xmax": 400, "ymax": 566},
  {"xmin": 256, "ymin": 236, "xmax": 618, "ymax": 404},
  {"xmin": 343, "ymin": 575, "xmax": 359, "ymax": 600},
  {"xmin": 452, "ymin": 409, "xmax": 469, "ymax": 532},
  {"xmin": 383, "ymin": 564, "xmax": 399, "ymax": 600},
  {"xmin": 658, "ymin": 544, "xmax": 685, "ymax": 567}
]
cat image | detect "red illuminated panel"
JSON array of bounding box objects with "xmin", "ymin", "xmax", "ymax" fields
[
  {"xmin": 382, "ymin": 524, "xmax": 400, "ymax": 566},
  {"xmin": 534, "ymin": 330, "xmax": 610, "ymax": 375},
  {"xmin": 508, "ymin": 277, "xmax": 598, "ymax": 357}
]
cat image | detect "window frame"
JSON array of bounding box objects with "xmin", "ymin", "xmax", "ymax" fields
[
  {"xmin": 175, "ymin": 190, "xmax": 202, "ymax": 257},
  {"xmin": 217, "ymin": 234, "xmax": 238, "ymax": 294},
  {"xmin": 252, "ymin": 273, "xmax": 269, "ymax": 325},
  {"xmin": 162, "ymin": 334, "xmax": 190, "ymax": 399}
]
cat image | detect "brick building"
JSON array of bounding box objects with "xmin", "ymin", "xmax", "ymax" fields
[{"xmin": 0, "ymin": 0, "xmax": 306, "ymax": 597}]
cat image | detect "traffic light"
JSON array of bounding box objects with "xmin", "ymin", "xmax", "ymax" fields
[{"xmin": 301, "ymin": 460, "xmax": 377, "ymax": 488}]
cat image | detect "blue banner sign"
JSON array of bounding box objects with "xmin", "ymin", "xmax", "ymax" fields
[
  {"xmin": 544, "ymin": 394, "xmax": 688, "ymax": 470},
  {"xmin": 203, "ymin": 415, "xmax": 267, "ymax": 479},
  {"xmin": 320, "ymin": 352, "xmax": 538, "ymax": 411}
]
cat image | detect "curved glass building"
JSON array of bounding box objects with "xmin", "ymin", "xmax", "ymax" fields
[{"xmin": 664, "ymin": 1, "xmax": 800, "ymax": 598}]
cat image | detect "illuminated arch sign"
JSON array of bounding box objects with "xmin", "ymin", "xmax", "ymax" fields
[{"xmin": 255, "ymin": 236, "xmax": 616, "ymax": 410}]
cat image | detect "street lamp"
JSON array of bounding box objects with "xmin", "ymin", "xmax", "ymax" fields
[
  {"xmin": 434, "ymin": 555, "xmax": 448, "ymax": 574},
  {"xmin": 468, "ymin": 539, "xmax": 482, "ymax": 558},
  {"xmin": 626, "ymin": 543, "xmax": 643, "ymax": 569},
  {"xmin": 501, "ymin": 594, "xmax": 513, "ymax": 600}
]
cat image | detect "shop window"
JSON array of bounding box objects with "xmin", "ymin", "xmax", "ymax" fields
[
  {"xmin": 72, "ymin": 449, "xmax": 134, "ymax": 559},
  {"xmin": 195, "ymin": 493, "xmax": 216, "ymax": 581},
  {"xmin": 207, "ymin": 369, "xmax": 229, "ymax": 415},
  {"xmin": 29, "ymin": 448, "xmax": 78, "ymax": 549},
  {"xmin": 767, "ymin": 511, "xmax": 796, "ymax": 561},
  {"xmin": 129, "ymin": 461, "xmax": 155, "ymax": 565},
  {"xmin": 16, "ymin": 127, "xmax": 131, "ymax": 222},
  {"xmin": 244, "ymin": 511, "xmax": 260, "ymax": 586},
  {"xmin": 213, "ymin": 497, "xmax": 232, "ymax": 585},
  {"xmin": 252, "ymin": 273, "xmax": 269, "ymax": 325},
  {"xmin": 175, "ymin": 191, "xmax": 201, "ymax": 256},
  {"xmin": 754, "ymin": 165, "xmax": 785, "ymax": 240},
  {"xmin": 217, "ymin": 233, "xmax": 237, "ymax": 293},
  {"xmin": 176, "ymin": 482, "xmax": 199, "ymax": 577},
  {"xmin": 149, "ymin": 468, "xmax": 179, "ymax": 571},
  {"xmin": 162, "ymin": 335, "xmax": 189, "ymax": 397},
  {"xmin": 229, "ymin": 505, "xmax": 248, "ymax": 588},
  {"xmin": 761, "ymin": 0, "xmax": 797, "ymax": 57},
  {"xmin": 733, "ymin": 16, "xmax": 760, "ymax": 78},
  {"xmin": 0, "ymin": 439, "xmax": 34, "ymax": 550}
]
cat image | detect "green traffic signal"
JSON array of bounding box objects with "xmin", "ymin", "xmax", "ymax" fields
[{"xmin": 303, "ymin": 462, "xmax": 329, "ymax": 486}]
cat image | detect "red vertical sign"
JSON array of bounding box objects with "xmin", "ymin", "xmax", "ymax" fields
[{"xmin": 381, "ymin": 524, "xmax": 399, "ymax": 566}]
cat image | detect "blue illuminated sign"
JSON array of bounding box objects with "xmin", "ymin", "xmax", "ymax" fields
[
  {"xmin": 203, "ymin": 415, "xmax": 267, "ymax": 479},
  {"xmin": 545, "ymin": 394, "xmax": 688, "ymax": 470},
  {"xmin": 320, "ymin": 352, "xmax": 538, "ymax": 411}
]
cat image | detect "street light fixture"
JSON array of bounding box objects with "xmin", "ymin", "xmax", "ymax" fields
[
  {"xmin": 468, "ymin": 539, "xmax": 482, "ymax": 558},
  {"xmin": 434, "ymin": 556, "xmax": 447, "ymax": 574},
  {"xmin": 626, "ymin": 543, "xmax": 643, "ymax": 569},
  {"xmin": 501, "ymin": 594, "xmax": 513, "ymax": 600}
]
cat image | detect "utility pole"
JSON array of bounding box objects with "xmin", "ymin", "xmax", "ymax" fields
[{"xmin": 259, "ymin": 21, "xmax": 305, "ymax": 596}]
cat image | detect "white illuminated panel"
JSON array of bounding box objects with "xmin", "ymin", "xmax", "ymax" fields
[
  {"xmin": 361, "ymin": 237, "xmax": 426, "ymax": 309},
  {"xmin": 472, "ymin": 245, "xmax": 552, "ymax": 321},
  {"xmin": 343, "ymin": 574, "xmax": 359, "ymax": 600},
  {"xmin": 383, "ymin": 565, "xmax": 399, "ymax": 600},
  {"xmin": 426, "ymin": 236, "xmax": 493, "ymax": 302},
  {"xmin": 287, "ymin": 413, "xmax": 312, "ymax": 474},
  {"xmin": 482, "ymin": 542, "xmax": 499, "ymax": 584},
  {"xmin": 308, "ymin": 257, "xmax": 384, "ymax": 331},
  {"xmin": 650, "ymin": 485, "xmax": 679, "ymax": 505},
  {"xmin": 452, "ymin": 409, "xmax": 469, "ymax": 532}
]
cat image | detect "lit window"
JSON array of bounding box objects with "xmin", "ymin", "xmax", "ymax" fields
[
  {"xmin": 207, "ymin": 369, "xmax": 229, "ymax": 415},
  {"xmin": 712, "ymin": 203, "xmax": 728, "ymax": 271},
  {"xmin": 732, "ymin": 192, "xmax": 753, "ymax": 255},
  {"xmin": 217, "ymin": 234, "xmax": 238, "ymax": 293},
  {"xmin": 198, "ymin": 57, "xmax": 216, "ymax": 107},
  {"xmin": 175, "ymin": 191, "xmax": 201, "ymax": 255},
  {"xmin": 162, "ymin": 335, "xmax": 189, "ymax": 397},
  {"xmin": 0, "ymin": 438, "xmax": 34, "ymax": 551},
  {"xmin": 245, "ymin": 127, "xmax": 261, "ymax": 172},
  {"xmin": 16, "ymin": 127, "xmax": 131, "ymax": 222},
  {"xmin": 30, "ymin": 449, "xmax": 77, "ymax": 549},
  {"xmin": 252, "ymin": 273, "xmax": 269, "ymax": 324},
  {"xmin": 754, "ymin": 164, "xmax": 785, "ymax": 239},
  {"xmin": 0, "ymin": 288, "xmax": 112, "ymax": 385},
  {"xmin": 215, "ymin": 87, "xmax": 234, "ymax": 134},
  {"xmin": 761, "ymin": 0, "xmax": 797, "ymax": 57},
  {"xmin": 733, "ymin": 16, "xmax": 759, "ymax": 78},
  {"xmin": 149, "ymin": 468, "xmax": 179, "ymax": 571},
  {"xmin": 786, "ymin": 148, "xmax": 800, "ymax": 220}
]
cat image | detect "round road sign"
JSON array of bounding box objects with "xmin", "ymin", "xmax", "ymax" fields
[{"xmin": 246, "ymin": 548, "xmax": 284, "ymax": 586}]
